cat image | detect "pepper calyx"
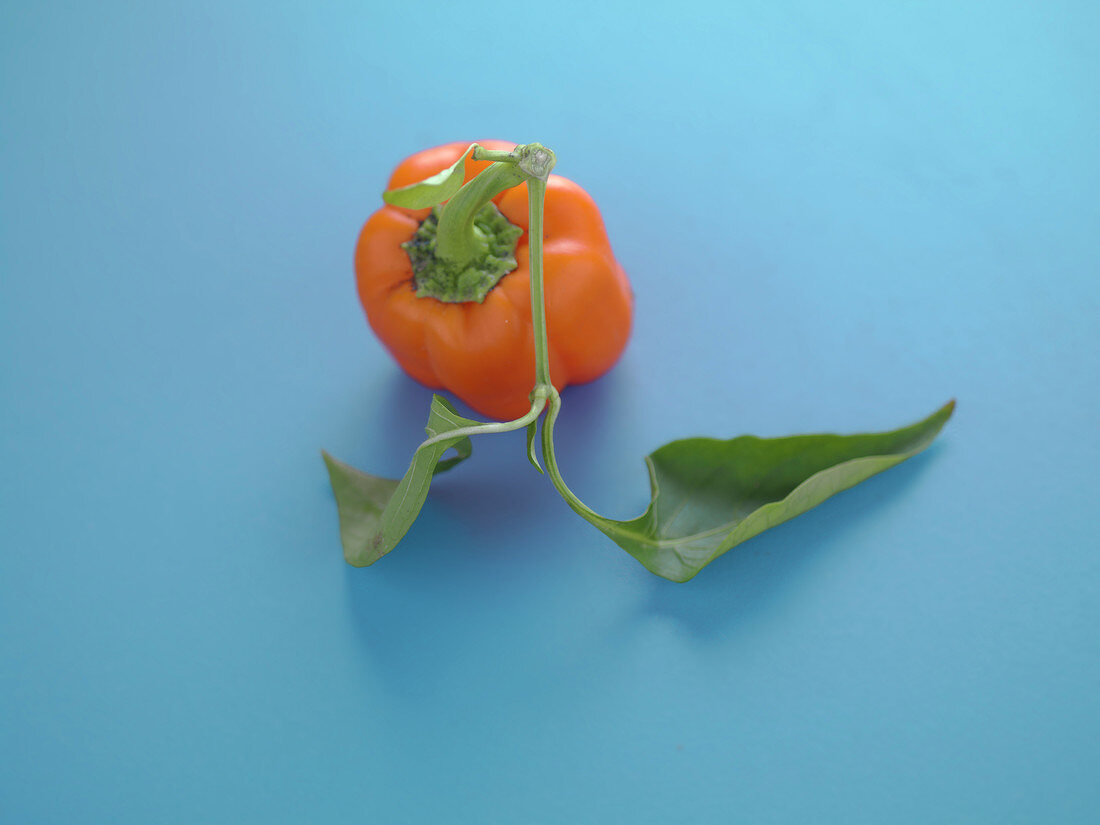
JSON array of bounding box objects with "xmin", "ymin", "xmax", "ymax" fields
[{"xmin": 402, "ymin": 203, "xmax": 523, "ymax": 303}]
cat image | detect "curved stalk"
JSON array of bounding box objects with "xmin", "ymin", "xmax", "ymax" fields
[
  {"xmin": 416, "ymin": 392, "xmax": 548, "ymax": 452},
  {"xmin": 538, "ymin": 389, "xmax": 603, "ymax": 520},
  {"xmin": 434, "ymin": 161, "xmax": 527, "ymax": 266}
]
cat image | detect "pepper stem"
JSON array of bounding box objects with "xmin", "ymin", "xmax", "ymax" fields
[
  {"xmin": 434, "ymin": 162, "xmax": 525, "ymax": 266},
  {"xmin": 407, "ymin": 141, "xmax": 558, "ymax": 397},
  {"xmin": 526, "ymin": 175, "xmax": 553, "ymax": 388}
]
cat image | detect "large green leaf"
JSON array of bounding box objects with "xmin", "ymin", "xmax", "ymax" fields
[
  {"xmin": 322, "ymin": 395, "xmax": 478, "ymax": 566},
  {"xmin": 381, "ymin": 144, "xmax": 477, "ymax": 209},
  {"xmin": 561, "ymin": 401, "xmax": 954, "ymax": 582}
]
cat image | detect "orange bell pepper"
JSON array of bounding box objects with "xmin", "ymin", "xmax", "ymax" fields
[
  {"xmin": 354, "ymin": 140, "xmax": 633, "ymax": 420},
  {"xmin": 327, "ymin": 139, "xmax": 956, "ymax": 582}
]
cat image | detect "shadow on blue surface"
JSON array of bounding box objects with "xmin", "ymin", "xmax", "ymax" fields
[
  {"xmin": 543, "ymin": 368, "xmax": 627, "ymax": 455},
  {"xmin": 339, "ymin": 433, "xmax": 941, "ymax": 657},
  {"xmin": 367, "ymin": 369, "xmax": 439, "ymax": 471},
  {"xmin": 331, "ymin": 349, "xmax": 950, "ymax": 706}
]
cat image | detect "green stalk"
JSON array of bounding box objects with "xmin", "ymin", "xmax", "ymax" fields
[
  {"xmin": 520, "ymin": 150, "xmax": 601, "ymax": 513},
  {"xmin": 410, "ymin": 143, "xmax": 558, "ymax": 448},
  {"xmin": 539, "ymin": 389, "xmax": 602, "ymax": 519},
  {"xmin": 404, "ymin": 139, "xmax": 589, "ymax": 507},
  {"xmin": 416, "ymin": 391, "xmax": 547, "ymax": 452},
  {"xmin": 526, "ymin": 176, "xmax": 553, "ymax": 390},
  {"xmin": 520, "ymin": 149, "xmax": 625, "ymax": 522},
  {"xmin": 434, "ymin": 161, "xmax": 526, "ymax": 266},
  {"xmin": 470, "ymin": 147, "xmax": 519, "ymax": 164}
]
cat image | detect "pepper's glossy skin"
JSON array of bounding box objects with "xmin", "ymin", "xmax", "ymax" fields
[{"xmin": 355, "ymin": 141, "xmax": 633, "ymax": 420}]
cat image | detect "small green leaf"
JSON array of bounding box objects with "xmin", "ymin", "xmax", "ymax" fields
[
  {"xmin": 566, "ymin": 401, "xmax": 955, "ymax": 582},
  {"xmin": 382, "ymin": 143, "xmax": 478, "ymax": 209},
  {"xmin": 323, "ymin": 395, "xmax": 479, "ymax": 566},
  {"xmin": 526, "ymin": 420, "xmax": 544, "ymax": 474}
]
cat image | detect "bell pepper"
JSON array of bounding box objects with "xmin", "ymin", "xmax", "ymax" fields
[
  {"xmin": 354, "ymin": 140, "xmax": 633, "ymax": 420},
  {"xmin": 325, "ymin": 139, "xmax": 955, "ymax": 582}
]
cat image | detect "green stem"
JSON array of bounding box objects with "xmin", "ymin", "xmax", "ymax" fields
[
  {"xmin": 527, "ymin": 176, "xmax": 553, "ymax": 389},
  {"xmin": 435, "ymin": 162, "xmax": 526, "ymax": 267},
  {"xmin": 518, "ymin": 148, "xmax": 592, "ymax": 512},
  {"xmin": 416, "ymin": 390, "xmax": 549, "ymax": 453},
  {"xmin": 424, "ymin": 142, "xmax": 570, "ymax": 492},
  {"xmin": 470, "ymin": 147, "xmax": 519, "ymax": 164},
  {"xmin": 538, "ymin": 389, "xmax": 602, "ymax": 520},
  {"xmin": 524, "ymin": 152, "xmax": 616, "ymax": 524}
]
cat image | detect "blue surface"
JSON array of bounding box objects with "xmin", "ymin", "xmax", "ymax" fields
[{"xmin": 2, "ymin": 1, "xmax": 1098, "ymax": 822}]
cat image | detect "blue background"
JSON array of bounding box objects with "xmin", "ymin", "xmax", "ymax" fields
[{"xmin": 2, "ymin": 1, "xmax": 1097, "ymax": 822}]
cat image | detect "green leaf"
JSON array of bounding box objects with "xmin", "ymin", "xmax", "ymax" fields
[
  {"xmin": 525, "ymin": 420, "xmax": 544, "ymax": 474},
  {"xmin": 565, "ymin": 401, "xmax": 955, "ymax": 583},
  {"xmin": 322, "ymin": 395, "xmax": 479, "ymax": 566},
  {"xmin": 382, "ymin": 143, "xmax": 477, "ymax": 209}
]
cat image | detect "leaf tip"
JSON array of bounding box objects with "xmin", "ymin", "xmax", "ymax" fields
[
  {"xmin": 934, "ymin": 398, "xmax": 957, "ymax": 428},
  {"xmin": 525, "ymin": 420, "xmax": 544, "ymax": 474}
]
